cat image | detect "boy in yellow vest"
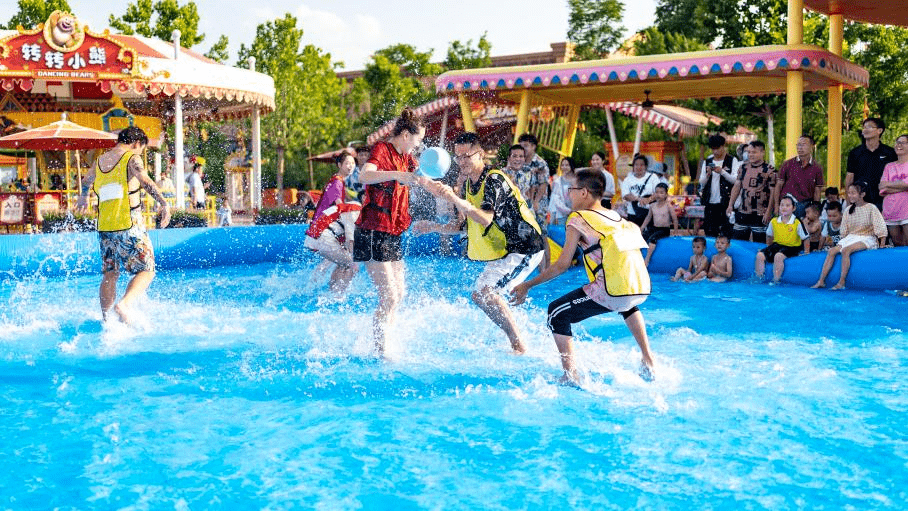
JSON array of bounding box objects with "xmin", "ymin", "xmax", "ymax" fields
[
  {"xmin": 76, "ymin": 127, "xmax": 171, "ymax": 324},
  {"xmin": 755, "ymin": 194, "xmax": 808, "ymax": 283},
  {"xmin": 510, "ymin": 169, "xmax": 656, "ymax": 384},
  {"xmin": 417, "ymin": 132, "xmax": 545, "ymax": 354}
]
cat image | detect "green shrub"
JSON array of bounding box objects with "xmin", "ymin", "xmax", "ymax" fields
[
  {"xmin": 164, "ymin": 210, "xmax": 208, "ymax": 228},
  {"xmin": 253, "ymin": 207, "xmax": 309, "ymax": 225},
  {"xmin": 41, "ymin": 212, "xmax": 97, "ymax": 233}
]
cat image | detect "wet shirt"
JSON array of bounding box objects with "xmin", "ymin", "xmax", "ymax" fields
[
  {"xmin": 847, "ymin": 143, "xmax": 897, "ymax": 207},
  {"xmin": 466, "ymin": 168, "xmax": 545, "ymax": 255}
]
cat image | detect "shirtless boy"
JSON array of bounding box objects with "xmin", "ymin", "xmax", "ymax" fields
[
  {"xmin": 640, "ymin": 183, "xmax": 679, "ymax": 267},
  {"xmin": 672, "ymin": 236, "xmax": 709, "ymax": 282},
  {"xmin": 706, "ymin": 235, "xmax": 733, "ymax": 282}
]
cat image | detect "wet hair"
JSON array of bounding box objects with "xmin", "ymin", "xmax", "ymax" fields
[
  {"xmin": 707, "ymin": 134, "xmax": 726, "ymax": 149},
  {"xmin": 632, "ymin": 154, "xmax": 649, "ymax": 168},
  {"xmin": 391, "ymin": 107, "xmax": 425, "ymax": 137},
  {"xmin": 517, "ymin": 133, "xmax": 538, "ymax": 146},
  {"xmin": 799, "ymin": 134, "xmax": 816, "ymax": 145},
  {"xmin": 508, "ymin": 144, "xmax": 525, "ymax": 156},
  {"xmin": 863, "ymin": 117, "xmax": 886, "ymax": 133},
  {"xmin": 574, "ymin": 169, "xmax": 605, "ymax": 198},
  {"xmin": 826, "ymin": 200, "xmax": 842, "ymax": 213},
  {"xmin": 335, "ymin": 149, "xmax": 356, "ymax": 166},
  {"xmin": 824, "ymin": 186, "xmax": 839, "ymax": 196},
  {"xmin": 693, "ymin": 236, "xmax": 706, "ymax": 245},
  {"xmin": 118, "ymin": 126, "xmax": 148, "ymax": 146},
  {"xmin": 453, "ymin": 131, "xmax": 480, "ymax": 147},
  {"xmin": 655, "ymin": 182, "xmax": 669, "ymax": 192},
  {"xmin": 592, "ymin": 150, "xmax": 607, "ymax": 161},
  {"xmin": 749, "ymin": 140, "xmax": 766, "ymax": 150},
  {"xmin": 805, "ymin": 202, "xmax": 821, "ymax": 214},
  {"xmin": 848, "ymin": 181, "xmax": 868, "ymax": 213}
]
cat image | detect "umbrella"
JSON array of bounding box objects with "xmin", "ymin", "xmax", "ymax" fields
[{"xmin": 0, "ymin": 113, "xmax": 118, "ymax": 192}]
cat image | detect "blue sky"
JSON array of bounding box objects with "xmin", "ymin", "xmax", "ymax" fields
[{"xmin": 1, "ymin": 0, "xmax": 658, "ymax": 70}]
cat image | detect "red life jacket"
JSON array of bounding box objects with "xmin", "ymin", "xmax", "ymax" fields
[
  {"xmin": 355, "ymin": 142, "xmax": 415, "ymax": 235},
  {"xmin": 306, "ymin": 203, "xmax": 361, "ymax": 242}
]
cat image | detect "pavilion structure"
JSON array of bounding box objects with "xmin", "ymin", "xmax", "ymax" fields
[{"xmin": 434, "ymin": 0, "xmax": 907, "ymax": 189}]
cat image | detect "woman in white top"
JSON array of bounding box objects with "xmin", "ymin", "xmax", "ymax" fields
[
  {"xmin": 548, "ymin": 157, "xmax": 577, "ymax": 225},
  {"xmin": 621, "ymin": 154, "xmax": 660, "ymax": 226},
  {"xmin": 585, "ymin": 151, "xmax": 615, "ymax": 208}
]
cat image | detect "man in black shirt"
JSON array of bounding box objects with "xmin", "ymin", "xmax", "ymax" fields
[{"xmin": 846, "ymin": 117, "xmax": 897, "ymax": 209}]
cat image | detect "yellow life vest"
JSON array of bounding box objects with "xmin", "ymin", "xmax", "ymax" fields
[
  {"xmin": 464, "ymin": 168, "xmax": 541, "ymax": 261},
  {"xmin": 94, "ymin": 151, "xmax": 139, "ymax": 232},
  {"xmin": 571, "ymin": 209, "xmax": 651, "ymax": 297},
  {"xmin": 770, "ymin": 215, "xmax": 803, "ymax": 247}
]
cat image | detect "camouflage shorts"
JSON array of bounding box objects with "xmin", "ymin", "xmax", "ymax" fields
[{"xmin": 98, "ymin": 227, "xmax": 155, "ymax": 274}]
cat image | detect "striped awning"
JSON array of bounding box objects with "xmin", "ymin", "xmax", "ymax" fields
[
  {"xmin": 606, "ymin": 102, "xmax": 722, "ymax": 138},
  {"xmin": 367, "ymin": 96, "xmax": 459, "ymax": 145}
]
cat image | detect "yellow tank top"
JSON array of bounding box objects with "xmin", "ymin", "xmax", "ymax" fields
[
  {"xmin": 572, "ymin": 209, "xmax": 651, "ymax": 297},
  {"xmin": 94, "ymin": 151, "xmax": 139, "ymax": 232},
  {"xmin": 770, "ymin": 216, "xmax": 802, "ymax": 247},
  {"xmin": 464, "ymin": 168, "xmax": 541, "ymax": 261}
]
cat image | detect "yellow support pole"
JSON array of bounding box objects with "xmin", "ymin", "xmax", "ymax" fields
[
  {"xmin": 514, "ymin": 90, "xmax": 531, "ymax": 144},
  {"xmin": 786, "ymin": 0, "xmax": 804, "ymax": 160},
  {"xmin": 458, "ymin": 93, "xmax": 476, "ymax": 133},
  {"xmin": 560, "ymin": 104, "xmax": 581, "ymax": 159},
  {"xmin": 827, "ymin": 13, "xmax": 845, "ymax": 189}
]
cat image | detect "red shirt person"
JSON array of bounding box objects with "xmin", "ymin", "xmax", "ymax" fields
[{"xmin": 776, "ymin": 135, "xmax": 824, "ymax": 217}]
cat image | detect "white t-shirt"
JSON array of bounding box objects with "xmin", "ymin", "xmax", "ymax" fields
[
  {"xmin": 621, "ymin": 172, "xmax": 660, "ymax": 215},
  {"xmin": 188, "ymin": 172, "xmax": 205, "ymax": 204},
  {"xmin": 698, "ymin": 156, "xmax": 740, "ymax": 204}
]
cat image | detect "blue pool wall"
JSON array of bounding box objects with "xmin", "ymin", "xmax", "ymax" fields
[{"xmin": 1, "ymin": 224, "xmax": 905, "ymax": 290}]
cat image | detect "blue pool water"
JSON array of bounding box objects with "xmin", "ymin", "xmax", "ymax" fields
[{"xmin": 1, "ymin": 255, "xmax": 906, "ymax": 509}]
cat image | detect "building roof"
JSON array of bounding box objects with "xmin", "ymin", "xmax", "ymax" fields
[{"xmin": 804, "ymin": 0, "xmax": 908, "ymax": 27}]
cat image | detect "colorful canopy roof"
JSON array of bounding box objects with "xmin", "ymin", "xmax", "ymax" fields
[
  {"xmin": 436, "ymin": 44, "xmax": 868, "ymax": 105},
  {"xmin": 0, "ymin": 11, "xmax": 274, "ymax": 121},
  {"xmin": 804, "ymin": 0, "xmax": 908, "ymax": 27}
]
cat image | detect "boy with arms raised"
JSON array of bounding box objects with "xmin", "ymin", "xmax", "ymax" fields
[
  {"xmin": 418, "ymin": 132, "xmax": 545, "ymax": 354},
  {"xmin": 510, "ymin": 170, "xmax": 656, "ymax": 384}
]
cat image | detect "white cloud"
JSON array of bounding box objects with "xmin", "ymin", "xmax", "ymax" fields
[{"xmin": 293, "ymin": 3, "xmax": 383, "ymax": 69}]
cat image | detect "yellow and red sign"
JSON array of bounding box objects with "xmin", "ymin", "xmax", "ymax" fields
[{"xmin": 0, "ymin": 11, "xmax": 136, "ymax": 85}]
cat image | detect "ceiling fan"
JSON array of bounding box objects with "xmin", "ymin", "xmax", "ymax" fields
[{"xmin": 641, "ymin": 90, "xmax": 655, "ymax": 110}]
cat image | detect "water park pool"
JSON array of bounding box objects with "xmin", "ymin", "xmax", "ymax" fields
[{"xmin": 1, "ymin": 253, "xmax": 905, "ymax": 509}]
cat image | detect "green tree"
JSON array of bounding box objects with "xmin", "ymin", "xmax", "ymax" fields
[
  {"xmin": 237, "ymin": 14, "xmax": 348, "ymax": 192},
  {"xmin": 204, "ymin": 34, "xmax": 229, "ymax": 63},
  {"xmin": 444, "ymin": 33, "xmax": 492, "ymax": 70},
  {"xmin": 3, "ymin": 0, "xmax": 71, "ymax": 30},
  {"xmin": 631, "ymin": 27, "xmax": 709, "ymax": 55},
  {"xmin": 373, "ymin": 43, "xmax": 443, "ymax": 77},
  {"xmin": 567, "ymin": 0, "xmax": 625, "ymax": 60},
  {"xmin": 357, "ymin": 43, "xmax": 439, "ymax": 132},
  {"xmin": 108, "ymin": 0, "xmax": 204, "ymax": 48}
]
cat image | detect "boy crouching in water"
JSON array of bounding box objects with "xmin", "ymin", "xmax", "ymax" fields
[
  {"xmin": 510, "ymin": 170, "xmax": 656, "ymax": 384},
  {"xmin": 640, "ymin": 182, "xmax": 679, "ymax": 267}
]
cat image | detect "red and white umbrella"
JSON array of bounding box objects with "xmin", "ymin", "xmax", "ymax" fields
[{"xmin": 0, "ymin": 114, "xmax": 118, "ymax": 190}]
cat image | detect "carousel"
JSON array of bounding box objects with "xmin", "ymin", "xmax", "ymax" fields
[{"xmin": 0, "ymin": 10, "xmax": 275, "ymax": 231}]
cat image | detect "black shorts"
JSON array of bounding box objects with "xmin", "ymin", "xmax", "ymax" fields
[
  {"xmin": 643, "ymin": 226, "xmax": 671, "ymax": 245},
  {"xmin": 759, "ymin": 242, "xmax": 801, "ymax": 260},
  {"xmin": 352, "ymin": 227, "xmax": 403, "ymax": 262},
  {"xmin": 547, "ymin": 288, "xmax": 639, "ymax": 337}
]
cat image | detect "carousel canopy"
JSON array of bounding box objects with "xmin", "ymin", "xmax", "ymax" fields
[
  {"xmin": 435, "ymin": 44, "xmax": 868, "ymax": 105},
  {"xmin": 804, "ymin": 0, "xmax": 908, "ymax": 27},
  {"xmin": 0, "ymin": 11, "xmax": 274, "ymax": 122}
]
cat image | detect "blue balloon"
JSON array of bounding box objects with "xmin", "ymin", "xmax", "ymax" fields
[{"xmin": 418, "ymin": 147, "xmax": 451, "ymax": 179}]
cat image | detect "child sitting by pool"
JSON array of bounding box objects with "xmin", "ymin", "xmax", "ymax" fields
[
  {"xmin": 706, "ymin": 235, "xmax": 733, "ymax": 282},
  {"xmin": 803, "ymin": 202, "xmax": 822, "ymax": 253},
  {"xmin": 755, "ymin": 194, "xmax": 808, "ymax": 283},
  {"xmin": 509, "ymin": 169, "xmax": 656, "ymax": 384},
  {"xmin": 820, "ymin": 201, "xmax": 843, "ymax": 249},
  {"xmin": 671, "ymin": 237, "xmax": 709, "ymax": 282},
  {"xmin": 640, "ymin": 183, "xmax": 679, "ymax": 267},
  {"xmin": 819, "ymin": 186, "xmax": 839, "ymax": 221}
]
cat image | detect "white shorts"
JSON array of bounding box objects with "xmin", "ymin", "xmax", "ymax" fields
[
  {"xmin": 474, "ymin": 251, "xmax": 544, "ymax": 293},
  {"xmin": 838, "ymin": 234, "xmax": 878, "ymax": 250},
  {"xmin": 885, "ymin": 218, "xmax": 908, "ymax": 226},
  {"xmin": 304, "ymin": 233, "xmax": 354, "ymax": 266}
]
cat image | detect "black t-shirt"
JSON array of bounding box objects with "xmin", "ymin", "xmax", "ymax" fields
[
  {"xmin": 846, "ymin": 142, "xmax": 897, "ymax": 206},
  {"xmin": 466, "ymin": 168, "xmax": 545, "ymax": 255}
]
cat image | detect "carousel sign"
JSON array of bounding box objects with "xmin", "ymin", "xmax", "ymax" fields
[{"xmin": 0, "ymin": 11, "xmax": 137, "ymax": 82}]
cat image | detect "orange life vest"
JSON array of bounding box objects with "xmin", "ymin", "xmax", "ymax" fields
[{"xmin": 306, "ymin": 203, "xmax": 362, "ymax": 242}]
